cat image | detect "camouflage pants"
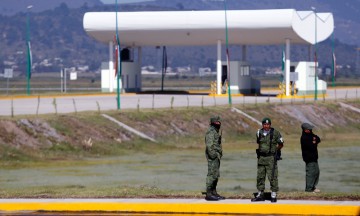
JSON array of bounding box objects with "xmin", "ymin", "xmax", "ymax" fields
[
  {"xmin": 305, "ymin": 162, "xmax": 320, "ymax": 192},
  {"xmin": 256, "ymin": 155, "xmax": 279, "ymax": 192},
  {"xmin": 206, "ymin": 158, "xmax": 220, "ymax": 190}
]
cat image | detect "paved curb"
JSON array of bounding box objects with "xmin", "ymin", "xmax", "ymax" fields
[{"xmin": 0, "ymin": 199, "xmax": 359, "ymax": 215}]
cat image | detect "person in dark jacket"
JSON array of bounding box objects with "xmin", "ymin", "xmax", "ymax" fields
[{"xmin": 300, "ymin": 122, "xmax": 321, "ymax": 193}]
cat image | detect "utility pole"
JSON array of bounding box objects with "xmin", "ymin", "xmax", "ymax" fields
[
  {"xmin": 311, "ymin": 7, "xmax": 318, "ymax": 101},
  {"xmin": 26, "ymin": 5, "xmax": 33, "ymax": 95},
  {"xmin": 224, "ymin": 0, "xmax": 232, "ymax": 105},
  {"xmin": 115, "ymin": 0, "xmax": 121, "ymax": 110},
  {"xmin": 331, "ymin": 32, "xmax": 336, "ymax": 87},
  {"xmin": 60, "ymin": 68, "xmax": 63, "ymax": 92},
  {"xmin": 356, "ymin": 48, "xmax": 360, "ymax": 75}
]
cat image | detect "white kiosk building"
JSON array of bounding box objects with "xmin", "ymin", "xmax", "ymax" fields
[{"xmin": 83, "ymin": 9, "xmax": 334, "ymax": 96}]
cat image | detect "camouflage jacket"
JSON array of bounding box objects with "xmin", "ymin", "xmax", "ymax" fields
[
  {"xmin": 256, "ymin": 127, "xmax": 284, "ymax": 154},
  {"xmin": 205, "ymin": 125, "xmax": 222, "ymax": 160}
]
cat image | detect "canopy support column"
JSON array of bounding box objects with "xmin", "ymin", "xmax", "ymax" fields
[
  {"xmin": 138, "ymin": 47, "xmax": 142, "ymax": 64},
  {"xmin": 285, "ymin": 39, "xmax": 291, "ymax": 96},
  {"xmin": 242, "ymin": 45, "xmax": 247, "ymax": 61},
  {"xmin": 216, "ymin": 40, "xmax": 222, "ymax": 95},
  {"xmin": 109, "ymin": 41, "xmax": 114, "ymax": 93},
  {"xmin": 138, "ymin": 47, "xmax": 142, "ymax": 91}
]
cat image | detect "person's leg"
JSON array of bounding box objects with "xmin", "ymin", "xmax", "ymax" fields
[
  {"xmin": 266, "ymin": 157, "xmax": 278, "ymax": 202},
  {"xmin": 267, "ymin": 160, "xmax": 279, "ymax": 192},
  {"xmin": 212, "ymin": 159, "xmax": 225, "ymax": 199},
  {"xmin": 205, "ymin": 159, "xmax": 220, "ymax": 201},
  {"xmin": 212, "ymin": 179, "xmax": 225, "ymax": 199},
  {"xmin": 252, "ymin": 164, "xmax": 266, "ymax": 202},
  {"xmin": 305, "ymin": 162, "xmax": 317, "ymax": 192},
  {"xmin": 257, "ymin": 165, "xmax": 266, "ymax": 192},
  {"xmin": 313, "ymin": 162, "xmax": 320, "ymax": 191}
]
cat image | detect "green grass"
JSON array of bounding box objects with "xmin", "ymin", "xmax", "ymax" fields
[{"xmin": 0, "ymin": 145, "xmax": 36, "ymax": 162}]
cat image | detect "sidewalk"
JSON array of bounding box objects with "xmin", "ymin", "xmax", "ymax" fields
[{"xmin": 0, "ymin": 199, "xmax": 359, "ymax": 215}]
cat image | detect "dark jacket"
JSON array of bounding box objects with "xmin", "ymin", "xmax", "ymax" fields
[{"xmin": 300, "ymin": 131, "xmax": 321, "ymax": 163}]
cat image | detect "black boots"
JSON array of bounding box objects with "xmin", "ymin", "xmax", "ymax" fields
[
  {"xmin": 205, "ymin": 188, "xmax": 225, "ymax": 201},
  {"xmin": 205, "ymin": 191, "xmax": 219, "ymax": 201},
  {"xmin": 205, "ymin": 179, "xmax": 225, "ymax": 201},
  {"xmin": 213, "ymin": 189, "xmax": 226, "ymax": 200},
  {"xmin": 251, "ymin": 191, "xmax": 265, "ymax": 202},
  {"xmin": 251, "ymin": 191, "xmax": 277, "ymax": 202}
]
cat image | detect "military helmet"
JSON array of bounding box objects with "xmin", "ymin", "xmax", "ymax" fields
[
  {"xmin": 262, "ymin": 117, "xmax": 271, "ymax": 124},
  {"xmin": 210, "ymin": 116, "xmax": 221, "ymax": 124}
]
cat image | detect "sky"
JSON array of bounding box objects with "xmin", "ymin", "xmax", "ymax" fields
[{"xmin": 100, "ymin": 0, "xmax": 154, "ymax": 4}]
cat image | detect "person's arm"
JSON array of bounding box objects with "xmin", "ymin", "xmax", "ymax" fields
[
  {"xmin": 313, "ymin": 134, "xmax": 321, "ymax": 144},
  {"xmin": 206, "ymin": 132, "xmax": 219, "ymax": 160},
  {"xmin": 256, "ymin": 129, "xmax": 261, "ymax": 144},
  {"xmin": 276, "ymin": 131, "xmax": 284, "ymax": 150}
]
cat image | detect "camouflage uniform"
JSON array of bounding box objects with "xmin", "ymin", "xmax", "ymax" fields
[
  {"xmin": 205, "ymin": 116, "xmax": 223, "ymax": 200},
  {"xmin": 256, "ymin": 127, "xmax": 283, "ymax": 192}
]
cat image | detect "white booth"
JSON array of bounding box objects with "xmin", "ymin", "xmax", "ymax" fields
[
  {"xmin": 221, "ymin": 61, "xmax": 260, "ymax": 94},
  {"xmin": 292, "ymin": 61, "xmax": 327, "ymax": 96},
  {"xmin": 101, "ymin": 48, "xmax": 142, "ymax": 93}
]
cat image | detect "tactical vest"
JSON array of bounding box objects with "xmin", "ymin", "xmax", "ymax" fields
[{"xmin": 257, "ymin": 128, "xmax": 276, "ymax": 155}]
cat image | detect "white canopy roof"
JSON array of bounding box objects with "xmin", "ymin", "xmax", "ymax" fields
[{"xmin": 83, "ymin": 9, "xmax": 334, "ymax": 46}]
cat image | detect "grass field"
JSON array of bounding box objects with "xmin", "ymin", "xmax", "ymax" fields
[{"xmin": 0, "ymin": 148, "xmax": 358, "ymax": 194}]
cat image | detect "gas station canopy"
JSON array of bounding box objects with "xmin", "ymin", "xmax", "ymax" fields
[
  {"xmin": 83, "ymin": 9, "xmax": 334, "ymax": 46},
  {"xmin": 83, "ymin": 9, "xmax": 334, "ymax": 97}
]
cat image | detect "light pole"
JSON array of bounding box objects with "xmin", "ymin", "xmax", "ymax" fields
[
  {"xmin": 331, "ymin": 32, "xmax": 336, "ymax": 88},
  {"xmin": 356, "ymin": 48, "xmax": 360, "ymax": 75},
  {"xmin": 224, "ymin": 0, "xmax": 232, "ymax": 105},
  {"xmin": 115, "ymin": 0, "xmax": 121, "ymax": 110},
  {"xmin": 26, "ymin": 5, "xmax": 33, "ymax": 95},
  {"xmin": 311, "ymin": 7, "xmax": 318, "ymax": 100}
]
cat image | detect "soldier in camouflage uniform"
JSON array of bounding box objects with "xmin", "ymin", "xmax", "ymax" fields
[
  {"xmin": 204, "ymin": 116, "xmax": 225, "ymax": 201},
  {"xmin": 252, "ymin": 117, "xmax": 284, "ymax": 203}
]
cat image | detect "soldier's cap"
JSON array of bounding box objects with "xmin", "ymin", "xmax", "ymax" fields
[
  {"xmin": 301, "ymin": 122, "xmax": 314, "ymax": 130},
  {"xmin": 210, "ymin": 116, "xmax": 221, "ymax": 124},
  {"xmin": 262, "ymin": 117, "xmax": 271, "ymax": 124}
]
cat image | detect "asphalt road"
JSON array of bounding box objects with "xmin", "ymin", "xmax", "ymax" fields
[{"xmin": 0, "ymin": 88, "xmax": 358, "ymax": 116}]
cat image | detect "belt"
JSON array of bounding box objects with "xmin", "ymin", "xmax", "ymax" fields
[{"xmin": 258, "ymin": 152, "xmax": 275, "ymax": 157}]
